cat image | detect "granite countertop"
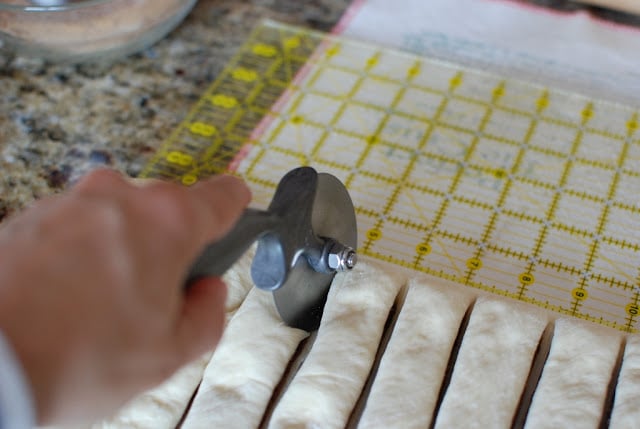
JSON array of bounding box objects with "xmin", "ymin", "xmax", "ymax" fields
[
  {"xmin": 0, "ymin": 0, "xmax": 350, "ymax": 222},
  {"xmin": 1, "ymin": 0, "xmax": 637, "ymax": 223}
]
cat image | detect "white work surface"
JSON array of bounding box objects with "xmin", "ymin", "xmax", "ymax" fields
[{"xmin": 337, "ymin": 0, "xmax": 640, "ymax": 107}]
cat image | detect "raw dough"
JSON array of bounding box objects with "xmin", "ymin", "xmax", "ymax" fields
[
  {"xmin": 524, "ymin": 318, "xmax": 622, "ymax": 429},
  {"xmin": 94, "ymin": 248, "xmax": 256, "ymax": 429},
  {"xmin": 180, "ymin": 287, "xmax": 308, "ymax": 429},
  {"xmin": 268, "ymin": 260, "xmax": 405, "ymax": 429},
  {"xmin": 93, "ymin": 351, "xmax": 212, "ymax": 429},
  {"xmin": 434, "ymin": 297, "xmax": 548, "ymax": 429},
  {"xmin": 221, "ymin": 244, "xmax": 256, "ymax": 314},
  {"xmin": 358, "ymin": 278, "xmax": 473, "ymax": 429},
  {"xmin": 607, "ymin": 335, "xmax": 640, "ymax": 429}
]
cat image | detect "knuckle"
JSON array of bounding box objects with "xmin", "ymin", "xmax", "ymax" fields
[
  {"xmin": 146, "ymin": 184, "xmax": 199, "ymax": 242},
  {"xmin": 74, "ymin": 168, "xmax": 125, "ymax": 192},
  {"xmin": 194, "ymin": 177, "xmax": 250, "ymax": 239},
  {"xmin": 204, "ymin": 196, "xmax": 245, "ymax": 241}
]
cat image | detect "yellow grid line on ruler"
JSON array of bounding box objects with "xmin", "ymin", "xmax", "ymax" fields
[
  {"xmin": 466, "ymin": 84, "xmax": 540, "ymax": 295},
  {"xmin": 140, "ymin": 22, "xmax": 322, "ymax": 183},
  {"xmin": 142, "ymin": 21, "xmax": 640, "ymax": 333},
  {"xmin": 249, "ymin": 82, "xmax": 640, "ymax": 186},
  {"xmin": 532, "ymin": 102, "xmax": 593, "ymax": 310},
  {"xmin": 304, "ymin": 59, "xmax": 640, "ymax": 151},
  {"xmin": 357, "ymin": 58, "xmax": 424, "ymax": 255},
  {"xmin": 405, "ymin": 71, "xmax": 466, "ymax": 268}
]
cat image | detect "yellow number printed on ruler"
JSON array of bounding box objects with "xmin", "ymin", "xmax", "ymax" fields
[
  {"xmin": 467, "ymin": 258, "xmax": 482, "ymax": 270},
  {"xmin": 166, "ymin": 151, "xmax": 193, "ymax": 167},
  {"xmin": 416, "ymin": 243, "xmax": 431, "ymax": 256},
  {"xmin": 210, "ymin": 94, "xmax": 238, "ymax": 109},
  {"xmin": 367, "ymin": 228, "xmax": 382, "ymax": 241},
  {"xmin": 519, "ymin": 272, "xmax": 535, "ymax": 285},
  {"xmin": 181, "ymin": 173, "xmax": 198, "ymax": 186},
  {"xmin": 232, "ymin": 68, "xmax": 258, "ymax": 82},
  {"xmin": 572, "ymin": 287, "xmax": 588, "ymax": 300},
  {"xmin": 189, "ymin": 122, "xmax": 217, "ymax": 137},
  {"xmin": 284, "ymin": 36, "xmax": 300, "ymax": 50},
  {"xmin": 626, "ymin": 303, "xmax": 639, "ymax": 317},
  {"xmin": 252, "ymin": 43, "xmax": 278, "ymax": 57}
]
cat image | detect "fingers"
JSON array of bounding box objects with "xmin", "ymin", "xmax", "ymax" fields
[
  {"xmin": 73, "ymin": 169, "xmax": 251, "ymax": 251},
  {"xmin": 175, "ymin": 277, "xmax": 227, "ymax": 362},
  {"xmin": 190, "ymin": 175, "xmax": 252, "ymax": 241},
  {"xmin": 134, "ymin": 175, "xmax": 250, "ymax": 267},
  {"xmin": 73, "ymin": 168, "xmax": 130, "ymax": 197}
]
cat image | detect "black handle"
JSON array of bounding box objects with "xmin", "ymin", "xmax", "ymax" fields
[{"xmin": 185, "ymin": 208, "xmax": 279, "ymax": 285}]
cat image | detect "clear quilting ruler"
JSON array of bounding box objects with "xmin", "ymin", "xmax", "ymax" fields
[{"xmin": 142, "ymin": 20, "xmax": 640, "ymax": 333}]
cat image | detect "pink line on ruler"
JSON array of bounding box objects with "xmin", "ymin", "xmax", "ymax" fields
[{"xmin": 332, "ymin": 0, "xmax": 367, "ymax": 34}]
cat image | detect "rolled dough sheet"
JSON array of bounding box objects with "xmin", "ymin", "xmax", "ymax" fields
[
  {"xmin": 180, "ymin": 287, "xmax": 308, "ymax": 429},
  {"xmin": 608, "ymin": 335, "xmax": 640, "ymax": 429},
  {"xmin": 434, "ymin": 297, "xmax": 548, "ymax": 429},
  {"xmin": 357, "ymin": 278, "xmax": 473, "ymax": 429},
  {"xmin": 268, "ymin": 260, "xmax": 405, "ymax": 429},
  {"xmin": 524, "ymin": 318, "xmax": 622, "ymax": 429}
]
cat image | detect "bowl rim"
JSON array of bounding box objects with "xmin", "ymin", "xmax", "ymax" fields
[{"xmin": 0, "ymin": 0, "xmax": 119, "ymax": 12}]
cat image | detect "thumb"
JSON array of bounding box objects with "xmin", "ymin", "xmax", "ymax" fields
[{"xmin": 175, "ymin": 278, "xmax": 227, "ymax": 362}]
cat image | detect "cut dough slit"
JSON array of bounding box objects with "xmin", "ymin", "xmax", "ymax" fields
[
  {"xmin": 180, "ymin": 288, "xmax": 309, "ymax": 429},
  {"xmin": 434, "ymin": 297, "xmax": 548, "ymax": 429},
  {"xmin": 94, "ymin": 249, "xmax": 257, "ymax": 429},
  {"xmin": 511, "ymin": 322, "xmax": 555, "ymax": 429},
  {"xmin": 609, "ymin": 335, "xmax": 640, "ymax": 428},
  {"xmin": 258, "ymin": 331, "xmax": 318, "ymax": 429},
  {"xmin": 429, "ymin": 297, "xmax": 476, "ymax": 429},
  {"xmin": 93, "ymin": 351, "xmax": 213, "ymax": 429},
  {"xmin": 357, "ymin": 279, "xmax": 474, "ymax": 429},
  {"xmin": 523, "ymin": 318, "xmax": 623, "ymax": 429},
  {"xmin": 88, "ymin": 257, "xmax": 640, "ymax": 429},
  {"xmin": 346, "ymin": 285, "xmax": 409, "ymax": 429},
  {"xmin": 174, "ymin": 382, "xmax": 197, "ymax": 428},
  {"xmin": 597, "ymin": 337, "xmax": 626, "ymax": 429},
  {"xmin": 267, "ymin": 260, "xmax": 405, "ymax": 429}
]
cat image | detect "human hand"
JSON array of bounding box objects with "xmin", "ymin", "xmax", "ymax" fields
[{"xmin": 0, "ymin": 169, "xmax": 250, "ymax": 425}]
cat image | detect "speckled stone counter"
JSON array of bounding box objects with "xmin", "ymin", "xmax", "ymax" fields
[
  {"xmin": 0, "ymin": 0, "xmax": 350, "ymax": 221},
  {"xmin": 1, "ymin": 0, "xmax": 638, "ymax": 223}
]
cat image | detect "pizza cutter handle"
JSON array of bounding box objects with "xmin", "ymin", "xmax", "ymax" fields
[{"xmin": 185, "ymin": 208, "xmax": 279, "ymax": 286}]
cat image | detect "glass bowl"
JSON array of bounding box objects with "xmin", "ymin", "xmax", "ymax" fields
[{"xmin": 0, "ymin": 0, "xmax": 198, "ymax": 63}]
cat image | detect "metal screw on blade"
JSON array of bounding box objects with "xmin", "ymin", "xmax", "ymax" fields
[{"xmin": 327, "ymin": 244, "xmax": 357, "ymax": 271}]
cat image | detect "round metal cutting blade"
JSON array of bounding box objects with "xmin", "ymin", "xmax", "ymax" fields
[{"xmin": 273, "ymin": 172, "xmax": 357, "ymax": 331}]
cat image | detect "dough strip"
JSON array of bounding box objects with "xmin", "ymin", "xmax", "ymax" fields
[
  {"xmin": 268, "ymin": 260, "xmax": 405, "ymax": 429},
  {"xmin": 357, "ymin": 279, "xmax": 474, "ymax": 429}
]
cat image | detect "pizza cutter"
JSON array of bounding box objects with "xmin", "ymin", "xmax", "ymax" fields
[{"xmin": 187, "ymin": 166, "xmax": 358, "ymax": 331}]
